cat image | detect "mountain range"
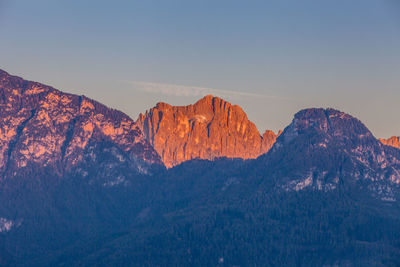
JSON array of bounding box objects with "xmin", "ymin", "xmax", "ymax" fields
[
  {"xmin": 1, "ymin": 69, "xmax": 400, "ymax": 266},
  {"xmin": 1, "ymin": 69, "xmax": 398, "ymax": 171}
]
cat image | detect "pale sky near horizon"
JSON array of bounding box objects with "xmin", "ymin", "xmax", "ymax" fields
[{"xmin": 0, "ymin": 0, "xmax": 399, "ymax": 138}]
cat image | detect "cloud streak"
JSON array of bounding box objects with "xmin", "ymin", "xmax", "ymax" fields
[{"xmin": 122, "ymin": 80, "xmax": 283, "ymax": 99}]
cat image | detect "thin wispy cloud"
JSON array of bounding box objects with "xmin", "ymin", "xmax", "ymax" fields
[{"xmin": 122, "ymin": 80, "xmax": 283, "ymax": 99}]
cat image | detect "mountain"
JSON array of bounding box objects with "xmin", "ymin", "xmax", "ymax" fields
[
  {"xmin": 257, "ymin": 108, "xmax": 400, "ymax": 198},
  {"xmin": 380, "ymin": 136, "xmax": 400, "ymax": 149},
  {"xmin": 0, "ymin": 69, "xmax": 162, "ymax": 180},
  {"xmin": 0, "ymin": 69, "xmax": 164, "ymax": 265},
  {"xmin": 136, "ymin": 95, "xmax": 279, "ymax": 168}
]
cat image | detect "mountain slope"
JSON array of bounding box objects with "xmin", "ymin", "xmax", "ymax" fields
[
  {"xmin": 0, "ymin": 69, "xmax": 162, "ymax": 179},
  {"xmin": 136, "ymin": 95, "xmax": 278, "ymax": 167}
]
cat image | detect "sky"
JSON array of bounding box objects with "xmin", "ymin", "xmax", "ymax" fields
[{"xmin": 0, "ymin": 0, "xmax": 399, "ymax": 138}]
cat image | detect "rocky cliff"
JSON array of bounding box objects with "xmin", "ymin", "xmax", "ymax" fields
[
  {"xmin": 136, "ymin": 95, "xmax": 278, "ymax": 168},
  {"xmin": 0, "ymin": 69, "xmax": 162, "ymax": 179},
  {"xmin": 380, "ymin": 136, "xmax": 400, "ymax": 149}
]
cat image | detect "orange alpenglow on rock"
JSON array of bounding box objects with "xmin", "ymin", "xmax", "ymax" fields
[
  {"xmin": 136, "ymin": 95, "xmax": 279, "ymax": 168},
  {"xmin": 380, "ymin": 136, "xmax": 400, "ymax": 149},
  {"xmin": 0, "ymin": 69, "xmax": 162, "ymax": 176}
]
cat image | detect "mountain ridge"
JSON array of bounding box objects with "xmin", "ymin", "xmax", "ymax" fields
[
  {"xmin": 0, "ymin": 69, "xmax": 163, "ymax": 179},
  {"xmin": 1, "ymin": 68, "xmax": 398, "ymax": 172}
]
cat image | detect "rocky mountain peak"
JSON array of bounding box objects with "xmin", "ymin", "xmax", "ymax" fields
[
  {"xmin": 293, "ymin": 108, "xmax": 371, "ymax": 136},
  {"xmin": 279, "ymin": 108, "xmax": 375, "ymax": 145},
  {"xmin": 380, "ymin": 136, "xmax": 400, "ymax": 149},
  {"xmin": 265, "ymin": 108, "xmax": 400, "ymax": 195},
  {"xmin": 0, "ymin": 69, "xmax": 162, "ymax": 180},
  {"xmin": 154, "ymin": 102, "xmax": 172, "ymax": 110},
  {"xmin": 136, "ymin": 95, "xmax": 278, "ymax": 168}
]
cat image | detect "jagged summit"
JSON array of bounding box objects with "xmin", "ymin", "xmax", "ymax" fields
[
  {"xmin": 380, "ymin": 136, "xmax": 400, "ymax": 149},
  {"xmin": 137, "ymin": 95, "xmax": 278, "ymax": 168},
  {"xmin": 196, "ymin": 94, "xmax": 214, "ymax": 102}
]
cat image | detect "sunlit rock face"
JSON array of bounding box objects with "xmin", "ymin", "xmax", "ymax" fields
[
  {"xmin": 260, "ymin": 108, "xmax": 400, "ymax": 198},
  {"xmin": 0, "ymin": 69, "xmax": 162, "ymax": 178},
  {"xmin": 380, "ymin": 136, "xmax": 400, "ymax": 149},
  {"xmin": 136, "ymin": 95, "xmax": 278, "ymax": 168}
]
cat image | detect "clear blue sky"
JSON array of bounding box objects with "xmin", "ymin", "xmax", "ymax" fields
[{"xmin": 1, "ymin": 0, "xmax": 399, "ymax": 138}]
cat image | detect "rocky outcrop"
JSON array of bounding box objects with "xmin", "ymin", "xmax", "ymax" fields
[
  {"xmin": 380, "ymin": 136, "xmax": 400, "ymax": 149},
  {"xmin": 136, "ymin": 95, "xmax": 278, "ymax": 168},
  {"xmin": 0, "ymin": 69, "xmax": 162, "ymax": 178}
]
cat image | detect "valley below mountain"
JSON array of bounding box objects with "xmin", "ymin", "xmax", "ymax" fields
[{"xmin": 1, "ymin": 69, "xmax": 400, "ymax": 266}]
